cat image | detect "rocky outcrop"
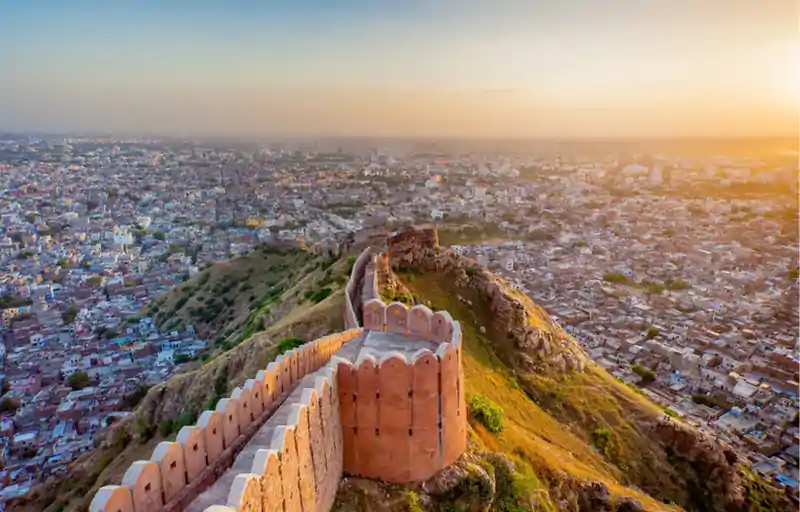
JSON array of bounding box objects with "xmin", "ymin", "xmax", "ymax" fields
[
  {"xmin": 388, "ymin": 226, "xmax": 587, "ymax": 373},
  {"xmin": 650, "ymin": 418, "xmax": 745, "ymax": 510}
]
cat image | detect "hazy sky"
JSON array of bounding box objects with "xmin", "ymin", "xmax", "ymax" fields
[{"xmin": 1, "ymin": 0, "xmax": 797, "ymax": 138}]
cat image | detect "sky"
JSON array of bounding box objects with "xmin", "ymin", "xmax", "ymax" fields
[{"xmin": 0, "ymin": 0, "xmax": 797, "ymax": 138}]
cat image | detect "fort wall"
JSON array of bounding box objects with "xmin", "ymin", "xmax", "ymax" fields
[
  {"xmin": 89, "ymin": 329, "xmax": 362, "ymax": 512},
  {"xmin": 339, "ymin": 300, "xmax": 466, "ymax": 483},
  {"xmin": 92, "ymin": 241, "xmax": 467, "ymax": 512},
  {"xmin": 344, "ymin": 248, "xmax": 372, "ymax": 330}
]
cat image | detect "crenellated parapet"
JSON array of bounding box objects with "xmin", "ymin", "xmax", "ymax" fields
[
  {"xmin": 201, "ymin": 364, "xmax": 344, "ymax": 512},
  {"xmin": 363, "ymin": 299, "xmax": 456, "ymax": 342},
  {"xmin": 89, "ymin": 329, "xmax": 363, "ymax": 512},
  {"xmin": 336, "ymin": 336, "xmax": 467, "ymax": 483}
]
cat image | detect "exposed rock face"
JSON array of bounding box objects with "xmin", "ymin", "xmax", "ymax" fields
[
  {"xmin": 385, "ymin": 225, "xmax": 763, "ymax": 512},
  {"xmin": 577, "ymin": 482, "xmax": 613, "ymax": 512},
  {"xmin": 614, "ymin": 497, "xmax": 644, "ymax": 512},
  {"xmin": 388, "ymin": 226, "xmax": 588, "ymax": 373},
  {"xmin": 651, "ymin": 418, "xmax": 745, "ymax": 510},
  {"xmin": 422, "ymin": 452, "xmax": 495, "ymax": 511}
]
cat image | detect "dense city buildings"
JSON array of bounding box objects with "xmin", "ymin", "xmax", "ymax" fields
[{"xmin": 0, "ymin": 135, "xmax": 797, "ymax": 501}]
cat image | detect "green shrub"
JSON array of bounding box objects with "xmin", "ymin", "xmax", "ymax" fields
[
  {"xmin": 134, "ymin": 416, "xmax": 156, "ymax": 442},
  {"xmin": 468, "ymin": 395, "xmax": 504, "ymax": 433},
  {"xmin": 122, "ymin": 384, "xmax": 151, "ymax": 409},
  {"xmin": 112, "ymin": 427, "xmax": 131, "ymax": 449},
  {"xmin": 591, "ymin": 427, "xmax": 613, "ymax": 456},
  {"xmin": 664, "ymin": 279, "xmax": 690, "ymax": 291},
  {"xmin": 303, "ymin": 287, "xmax": 332, "ymax": 304},
  {"xmin": 488, "ymin": 454, "xmax": 538, "ymax": 512},
  {"xmin": 276, "ymin": 336, "xmax": 304, "ymax": 354},
  {"xmin": 631, "ymin": 364, "xmax": 657, "ymax": 386},
  {"xmin": 404, "ymin": 490, "xmax": 423, "ymax": 512},
  {"xmin": 174, "ymin": 353, "xmax": 193, "ymax": 364},
  {"xmin": 603, "ymin": 272, "xmax": 629, "ymax": 284},
  {"xmin": 67, "ymin": 371, "xmax": 92, "ymax": 390},
  {"xmin": 645, "ymin": 326, "xmax": 660, "ymax": 339},
  {"xmin": 172, "ymin": 411, "xmax": 198, "ymax": 433},
  {"xmin": 158, "ymin": 419, "xmax": 174, "ymax": 437}
]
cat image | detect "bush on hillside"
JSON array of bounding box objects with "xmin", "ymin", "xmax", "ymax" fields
[
  {"xmin": 304, "ymin": 287, "xmax": 332, "ymax": 304},
  {"xmin": 591, "ymin": 427, "xmax": 613, "ymax": 456},
  {"xmin": 122, "ymin": 384, "xmax": 151, "ymax": 409},
  {"xmin": 603, "ymin": 272, "xmax": 629, "ymax": 284},
  {"xmin": 631, "ymin": 364, "xmax": 656, "ymax": 386},
  {"xmin": 468, "ymin": 395, "xmax": 504, "ymax": 433},
  {"xmin": 276, "ymin": 336, "xmax": 304, "ymax": 354}
]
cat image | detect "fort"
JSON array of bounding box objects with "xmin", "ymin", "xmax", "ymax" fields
[{"xmin": 90, "ymin": 228, "xmax": 467, "ymax": 512}]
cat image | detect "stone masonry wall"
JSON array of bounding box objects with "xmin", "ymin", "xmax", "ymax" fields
[
  {"xmin": 341, "ymin": 298, "xmax": 467, "ymax": 484},
  {"xmin": 89, "ymin": 329, "xmax": 362, "ymax": 512},
  {"xmin": 93, "ymin": 245, "xmax": 468, "ymax": 512},
  {"xmin": 344, "ymin": 248, "xmax": 373, "ymax": 330}
]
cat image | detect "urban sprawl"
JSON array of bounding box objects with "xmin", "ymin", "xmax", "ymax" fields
[{"xmin": 0, "ymin": 136, "xmax": 796, "ymax": 501}]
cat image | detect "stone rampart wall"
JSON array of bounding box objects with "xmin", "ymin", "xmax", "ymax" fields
[
  {"xmin": 337, "ymin": 344, "xmax": 466, "ymax": 483},
  {"xmin": 360, "ymin": 256, "xmax": 379, "ymax": 305},
  {"xmin": 362, "ymin": 299, "xmax": 459, "ymax": 342},
  {"xmin": 339, "ymin": 306, "xmax": 466, "ymax": 483},
  {"xmin": 344, "ymin": 248, "xmax": 372, "ymax": 330},
  {"xmin": 89, "ymin": 328, "xmax": 363, "ymax": 512}
]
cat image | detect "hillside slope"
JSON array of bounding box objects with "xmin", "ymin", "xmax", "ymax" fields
[
  {"xmin": 358, "ymin": 230, "xmax": 792, "ymax": 512},
  {"xmin": 12, "ymin": 245, "xmax": 356, "ymax": 512}
]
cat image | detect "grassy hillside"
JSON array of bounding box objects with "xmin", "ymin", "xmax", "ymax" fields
[
  {"xmin": 389, "ymin": 260, "xmax": 792, "ymax": 512},
  {"xmin": 14, "ymin": 245, "xmax": 355, "ymax": 512},
  {"xmin": 145, "ymin": 244, "xmax": 347, "ymax": 350},
  {"xmin": 398, "ymin": 270, "xmax": 674, "ymax": 511}
]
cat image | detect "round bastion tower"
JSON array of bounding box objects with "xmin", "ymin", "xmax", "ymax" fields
[{"xmin": 336, "ymin": 293, "xmax": 468, "ymax": 483}]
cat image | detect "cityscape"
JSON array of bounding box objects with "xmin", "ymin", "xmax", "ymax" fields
[
  {"xmin": 1, "ymin": 1, "xmax": 798, "ymax": 510},
  {"xmin": 0, "ymin": 135, "xmax": 796, "ymax": 504}
]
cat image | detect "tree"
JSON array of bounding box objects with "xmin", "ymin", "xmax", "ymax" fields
[
  {"xmin": 87, "ymin": 276, "xmax": 104, "ymax": 287},
  {"xmin": 0, "ymin": 398, "xmax": 18, "ymax": 414},
  {"xmin": 61, "ymin": 305, "xmax": 79, "ymax": 324},
  {"xmin": 174, "ymin": 354, "xmax": 192, "ymax": 364},
  {"xmin": 646, "ymin": 327, "xmax": 660, "ymax": 339},
  {"xmin": 631, "ymin": 364, "xmax": 656, "ymax": 386},
  {"xmin": 153, "ymin": 230, "xmax": 166, "ymax": 241},
  {"xmin": 67, "ymin": 371, "xmax": 92, "ymax": 390},
  {"xmin": 0, "ymin": 295, "xmax": 32, "ymax": 309}
]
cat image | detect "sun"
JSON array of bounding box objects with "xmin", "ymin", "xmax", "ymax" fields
[{"xmin": 771, "ymin": 40, "xmax": 800, "ymax": 106}]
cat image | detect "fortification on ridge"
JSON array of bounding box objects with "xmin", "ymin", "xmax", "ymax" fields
[{"xmin": 90, "ymin": 227, "xmax": 467, "ymax": 512}]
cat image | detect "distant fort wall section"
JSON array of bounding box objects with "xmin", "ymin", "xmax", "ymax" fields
[{"xmin": 344, "ymin": 248, "xmax": 374, "ymax": 329}]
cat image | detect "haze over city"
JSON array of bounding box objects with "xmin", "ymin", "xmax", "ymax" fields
[{"xmin": 1, "ymin": 0, "xmax": 798, "ymax": 138}]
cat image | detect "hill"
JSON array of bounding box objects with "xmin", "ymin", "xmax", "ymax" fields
[
  {"xmin": 12, "ymin": 233, "xmax": 791, "ymax": 512},
  {"xmin": 12, "ymin": 244, "xmax": 358, "ymax": 512},
  {"xmin": 332, "ymin": 229, "xmax": 792, "ymax": 512},
  {"xmin": 145, "ymin": 244, "xmax": 346, "ymax": 350}
]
